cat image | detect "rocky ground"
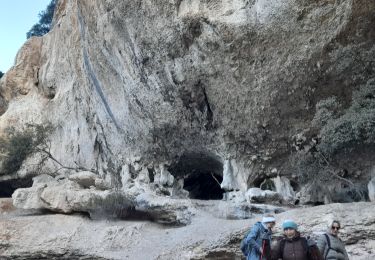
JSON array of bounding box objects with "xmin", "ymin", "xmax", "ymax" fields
[{"xmin": 0, "ymin": 198, "xmax": 374, "ymax": 260}]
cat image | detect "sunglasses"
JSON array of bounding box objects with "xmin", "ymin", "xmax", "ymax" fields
[{"xmin": 331, "ymin": 226, "xmax": 340, "ymax": 230}]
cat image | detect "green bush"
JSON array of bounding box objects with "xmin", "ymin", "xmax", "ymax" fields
[
  {"xmin": 317, "ymin": 79, "xmax": 375, "ymax": 156},
  {"xmin": 0, "ymin": 124, "xmax": 52, "ymax": 175},
  {"xmin": 311, "ymin": 96, "xmax": 341, "ymax": 128}
]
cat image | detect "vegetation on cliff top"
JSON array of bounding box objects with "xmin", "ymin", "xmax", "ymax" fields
[{"xmin": 26, "ymin": 0, "xmax": 57, "ymax": 39}]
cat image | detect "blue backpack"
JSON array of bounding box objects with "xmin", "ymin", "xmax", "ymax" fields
[
  {"xmin": 240, "ymin": 222, "xmax": 261, "ymax": 256},
  {"xmin": 240, "ymin": 228, "xmax": 252, "ymax": 255}
]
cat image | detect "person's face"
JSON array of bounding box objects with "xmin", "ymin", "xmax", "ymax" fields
[
  {"xmin": 266, "ymin": 222, "xmax": 275, "ymax": 230},
  {"xmin": 284, "ymin": 228, "xmax": 296, "ymax": 238},
  {"xmin": 330, "ymin": 223, "xmax": 340, "ymax": 236}
]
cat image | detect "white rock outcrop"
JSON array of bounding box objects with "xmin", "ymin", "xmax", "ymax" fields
[
  {"xmin": 12, "ymin": 178, "xmax": 132, "ymax": 214},
  {"xmin": 245, "ymin": 187, "xmax": 282, "ymax": 204},
  {"xmin": 272, "ymin": 176, "xmax": 295, "ymax": 202},
  {"xmin": 368, "ymin": 176, "xmax": 375, "ymax": 202}
]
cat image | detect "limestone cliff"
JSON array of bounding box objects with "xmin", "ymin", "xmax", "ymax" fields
[{"xmin": 1, "ymin": 0, "xmax": 375, "ymax": 204}]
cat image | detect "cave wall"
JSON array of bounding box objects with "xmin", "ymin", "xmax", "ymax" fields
[{"xmin": 0, "ymin": 0, "xmax": 374, "ymax": 195}]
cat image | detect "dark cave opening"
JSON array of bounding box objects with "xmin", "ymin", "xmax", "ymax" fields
[
  {"xmin": 183, "ymin": 171, "xmax": 224, "ymax": 200},
  {"xmin": 0, "ymin": 177, "xmax": 33, "ymax": 197},
  {"xmin": 169, "ymin": 151, "xmax": 225, "ymax": 200}
]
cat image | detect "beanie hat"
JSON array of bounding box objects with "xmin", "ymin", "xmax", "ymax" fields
[
  {"xmin": 262, "ymin": 216, "xmax": 276, "ymax": 223},
  {"xmin": 282, "ymin": 220, "xmax": 298, "ymax": 230}
]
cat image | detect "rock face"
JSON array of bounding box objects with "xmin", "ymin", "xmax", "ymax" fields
[{"xmin": 1, "ymin": 1, "xmax": 375, "ymax": 204}]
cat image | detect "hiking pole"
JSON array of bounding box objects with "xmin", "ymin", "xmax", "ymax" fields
[{"xmin": 260, "ymin": 240, "xmax": 266, "ymax": 260}]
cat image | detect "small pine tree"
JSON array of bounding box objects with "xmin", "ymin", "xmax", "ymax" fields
[
  {"xmin": 0, "ymin": 71, "xmax": 3, "ymax": 79},
  {"xmin": 26, "ymin": 0, "xmax": 57, "ymax": 39}
]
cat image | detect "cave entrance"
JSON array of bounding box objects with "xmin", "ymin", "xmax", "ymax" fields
[
  {"xmin": 169, "ymin": 152, "xmax": 224, "ymax": 200},
  {"xmin": 0, "ymin": 177, "xmax": 33, "ymax": 197}
]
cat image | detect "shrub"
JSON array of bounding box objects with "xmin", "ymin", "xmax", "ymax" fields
[
  {"xmin": 318, "ymin": 79, "xmax": 375, "ymax": 155},
  {"xmin": 0, "ymin": 124, "xmax": 53, "ymax": 175},
  {"xmin": 311, "ymin": 96, "xmax": 341, "ymax": 128},
  {"xmin": 290, "ymin": 79, "xmax": 375, "ymax": 199}
]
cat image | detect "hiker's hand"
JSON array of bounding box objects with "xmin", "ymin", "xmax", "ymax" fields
[{"xmin": 259, "ymin": 248, "xmax": 263, "ymax": 254}]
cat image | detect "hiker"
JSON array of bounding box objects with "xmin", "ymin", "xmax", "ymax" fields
[
  {"xmin": 316, "ymin": 220, "xmax": 349, "ymax": 260},
  {"xmin": 241, "ymin": 215, "xmax": 275, "ymax": 260},
  {"xmin": 271, "ymin": 220, "xmax": 323, "ymax": 260}
]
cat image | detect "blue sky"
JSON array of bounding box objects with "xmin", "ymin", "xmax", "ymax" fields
[{"xmin": 0, "ymin": 0, "xmax": 51, "ymax": 73}]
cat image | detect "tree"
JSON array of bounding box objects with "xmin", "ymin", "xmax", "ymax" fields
[
  {"xmin": 26, "ymin": 0, "xmax": 57, "ymax": 39},
  {"xmin": 0, "ymin": 123, "xmax": 97, "ymax": 176},
  {"xmin": 0, "ymin": 124, "xmax": 52, "ymax": 175},
  {"xmin": 0, "ymin": 71, "xmax": 3, "ymax": 79}
]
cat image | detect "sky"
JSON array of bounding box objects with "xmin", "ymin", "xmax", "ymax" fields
[{"xmin": 0, "ymin": 0, "xmax": 51, "ymax": 73}]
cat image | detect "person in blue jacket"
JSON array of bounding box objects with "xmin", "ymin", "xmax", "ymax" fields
[{"xmin": 243, "ymin": 215, "xmax": 276, "ymax": 260}]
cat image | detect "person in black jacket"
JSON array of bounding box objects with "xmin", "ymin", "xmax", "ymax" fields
[{"xmin": 272, "ymin": 220, "xmax": 323, "ymax": 260}]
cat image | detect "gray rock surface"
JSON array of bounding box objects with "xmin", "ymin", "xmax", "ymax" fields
[
  {"xmin": 0, "ymin": 0, "xmax": 374, "ymax": 204},
  {"xmin": 246, "ymin": 187, "xmax": 283, "ymax": 204},
  {"xmin": 68, "ymin": 171, "xmax": 100, "ymax": 188},
  {"xmin": 12, "ymin": 178, "xmax": 133, "ymax": 215}
]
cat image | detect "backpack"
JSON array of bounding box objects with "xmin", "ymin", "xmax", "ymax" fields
[
  {"xmin": 240, "ymin": 229, "xmax": 252, "ymax": 255},
  {"xmin": 240, "ymin": 222, "xmax": 262, "ymax": 256},
  {"xmin": 323, "ymin": 234, "xmax": 332, "ymax": 259}
]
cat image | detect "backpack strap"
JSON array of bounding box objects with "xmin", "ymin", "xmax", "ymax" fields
[
  {"xmin": 279, "ymin": 239, "xmax": 286, "ymax": 259},
  {"xmin": 301, "ymin": 237, "xmax": 309, "ymax": 255},
  {"xmin": 324, "ymin": 233, "xmax": 332, "ymax": 259}
]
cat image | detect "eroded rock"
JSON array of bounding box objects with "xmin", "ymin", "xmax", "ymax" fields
[
  {"xmin": 134, "ymin": 193, "xmax": 192, "ymax": 226},
  {"xmin": 245, "ymin": 188, "xmax": 283, "ymax": 204},
  {"xmin": 368, "ymin": 176, "xmax": 375, "ymax": 202},
  {"xmin": 272, "ymin": 176, "xmax": 295, "ymax": 202},
  {"xmin": 68, "ymin": 171, "xmax": 98, "ymax": 188}
]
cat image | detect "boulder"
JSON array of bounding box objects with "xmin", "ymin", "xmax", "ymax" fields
[
  {"xmin": 245, "ymin": 188, "xmax": 283, "ymax": 204},
  {"xmin": 134, "ymin": 193, "xmax": 192, "ymax": 226},
  {"xmin": 12, "ymin": 183, "xmax": 48, "ymax": 210},
  {"xmin": 68, "ymin": 171, "xmax": 99, "ymax": 188},
  {"xmin": 13, "ymin": 178, "xmax": 133, "ymax": 216},
  {"xmin": 94, "ymin": 178, "xmax": 112, "ymax": 190}
]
